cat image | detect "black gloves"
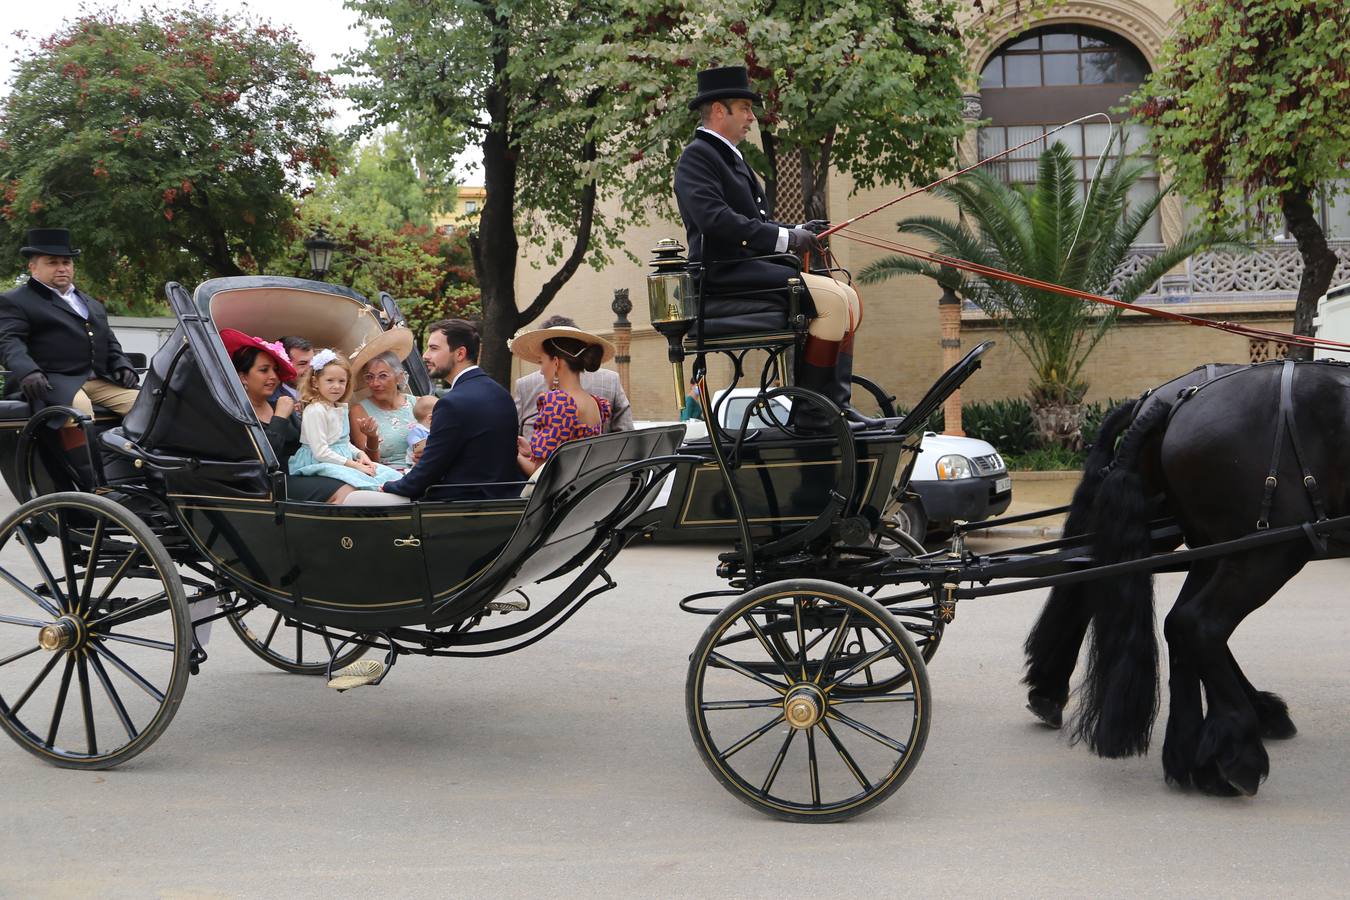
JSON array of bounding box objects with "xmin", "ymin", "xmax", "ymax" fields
[
  {"xmin": 112, "ymin": 367, "xmax": 140, "ymax": 389},
  {"xmin": 19, "ymin": 371, "xmax": 50, "ymax": 405},
  {"xmin": 799, "ymin": 219, "xmax": 830, "ymax": 234},
  {"xmin": 787, "ymin": 227, "xmax": 824, "ymax": 257}
]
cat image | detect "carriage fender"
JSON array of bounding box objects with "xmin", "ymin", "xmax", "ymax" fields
[{"xmin": 909, "ymin": 476, "xmax": 1010, "ymax": 525}]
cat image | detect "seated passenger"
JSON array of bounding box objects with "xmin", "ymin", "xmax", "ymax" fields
[
  {"xmin": 270, "ymin": 335, "xmax": 314, "ymax": 405},
  {"xmin": 348, "ymin": 327, "xmax": 420, "ymax": 470},
  {"xmin": 406, "ymin": 395, "xmax": 435, "ymax": 459},
  {"xmin": 222, "ymin": 329, "xmax": 352, "ymax": 504},
  {"xmin": 289, "ymin": 349, "xmax": 401, "ymax": 490},
  {"xmin": 509, "ymin": 325, "xmax": 614, "ymax": 477},
  {"xmin": 353, "ymin": 319, "xmax": 520, "ymax": 505},
  {"xmin": 512, "ymin": 314, "xmax": 633, "ymax": 439}
]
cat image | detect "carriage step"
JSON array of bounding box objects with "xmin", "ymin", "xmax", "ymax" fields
[
  {"xmin": 487, "ymin": 597, "xmax": 529, "ymax": 613},
  {"xmin": 327, "ymin": 660, "xmax": 386, "ymax": 692}
]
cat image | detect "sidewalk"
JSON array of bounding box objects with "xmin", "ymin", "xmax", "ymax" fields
[{"xmin": 978, "ymin": 470, "xmax": 1081, "ymax": 539}]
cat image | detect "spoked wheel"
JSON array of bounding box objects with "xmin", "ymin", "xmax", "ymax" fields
[
  {"xmin": 0, "ymin": 492, "xmax": 189, "ymax": 769},
  {"xmin": 687, "ymin": 579, "xmax": 930, "ymax": 822},
  {"xmin": 226, "ymin": 598, "xmax": 367, "ymax": 676}
]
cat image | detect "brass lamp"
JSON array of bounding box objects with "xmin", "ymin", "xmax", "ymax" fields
[{"xmin": 646, "ymin": 239, "xmax": 696, "ymax": 416}]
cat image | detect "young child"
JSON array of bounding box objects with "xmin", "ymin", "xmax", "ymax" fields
[
  {"xmin": 404, "ymin": 395, "xmax": 436, "ymax": 463},
  {"xmin": 289, "ymin": 349, "xmax": 402, "ymax": 489}
]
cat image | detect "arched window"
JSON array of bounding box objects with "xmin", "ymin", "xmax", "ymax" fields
[{"xmin": 977, "ymin": 25, "xmax": 1160, "ymax": 243}]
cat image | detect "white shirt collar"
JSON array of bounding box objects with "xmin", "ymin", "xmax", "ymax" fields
[
  {"xmin": 450, "ymin": 364, "xmax": 480, "ymax": 389},
  {"xmin": 34, "ymin": 278, "xmax": 77, "ymax": 300},
  {"xmin": 697, "ymin": 126, "xmax": 743, "ymax": 161}
]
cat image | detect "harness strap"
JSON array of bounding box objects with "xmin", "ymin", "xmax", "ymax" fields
[{"xmin": 1257, "ymin": 360, "xmax": 1328, "ymax": 530}]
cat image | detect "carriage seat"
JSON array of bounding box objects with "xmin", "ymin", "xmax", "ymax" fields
[{"xmin": 0, "ymin": 400, "xmax": 30, "ymax": 422}]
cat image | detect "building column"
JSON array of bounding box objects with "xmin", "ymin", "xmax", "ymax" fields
[
  {"xmin": 939, "ymin": 285, "xmax": 964, "ymax": 437},
  {"xmin": 611, "ymin": 288, "xmax": 632, "ymax": 398}
]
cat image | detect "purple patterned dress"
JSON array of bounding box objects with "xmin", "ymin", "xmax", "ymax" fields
[{"xmin": 528, "ymin": 390, "xmax": 612, "ymax": 461}]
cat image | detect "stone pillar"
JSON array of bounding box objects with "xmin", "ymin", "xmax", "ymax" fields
[
  {"xmin": 939, "ymin": 285, "xmax": 964, "ymax": 437},
  {"xmin": 611, "ymin": 288, "xmax": 632, "ymax": 398}
]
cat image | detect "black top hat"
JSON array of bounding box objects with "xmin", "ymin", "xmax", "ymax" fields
[
  {"xmin": 688, "ymin": 65, "xmax": 762, "ymax": 111},
  {"xmin": 20, "ymin": 228, "xmax": 81, "ymax": 258}
]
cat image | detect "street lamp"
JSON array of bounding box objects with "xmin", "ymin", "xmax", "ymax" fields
[{"xmin": 304, "ymin": 228, "xmax": 337, "ymax": 280}]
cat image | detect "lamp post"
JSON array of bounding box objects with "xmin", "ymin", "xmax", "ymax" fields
[{"xmin": 304, "ymin": 228, "xmax": 337, "ymax": 280}]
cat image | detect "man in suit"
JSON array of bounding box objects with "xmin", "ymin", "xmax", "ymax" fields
[
  {"xmin": 0, "ymin": 229, "xmax": 139, "ymax": 430},
  {"xmin": 513, "ymin": 314, "xmax": 633, "ymax": 439},
  {"xmin": 673, "ymin": 66, "xmax": 876, "ymax": 427},
  {"xmin": 378, "ymin": 319, "xmax": 521, "ymax": 501}
]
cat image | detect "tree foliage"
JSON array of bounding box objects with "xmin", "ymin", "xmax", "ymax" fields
[
  {"xmin": 1132, "ymin": 0, "xmax": 1350, "ymax": 352},
  {"xmin": 306, "ymin": 131, "xmax": 456, "ymax": 232},
  {"xmin": 717, "ymin": 0, "xmax": 970, "ymax": 221},
  {"xmin": 0, "ymin": 7, "xmax": 340, "ymax": 311},
  {"xmin": 859, "ymin": 141, "xmax": 1240, "ymax": 440}
]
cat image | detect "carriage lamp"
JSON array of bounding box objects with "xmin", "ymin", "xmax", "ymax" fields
[
  {"xmin": 647, "ymin": 239, "xmax": 697, "ymax": 416},
  {"xmin": 304, "ymin": 228, "xmax": 338, "ymax": 280},
  {"xmin": 935, "ymin": 454, "xmax": 974, "ymax": 480}
]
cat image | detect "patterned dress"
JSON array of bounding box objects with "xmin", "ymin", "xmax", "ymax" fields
[
  {"xmin": 289, "ymin": 402, "xmax": 403, "ymax": 489},
  {"xmin": 358, "ymin": 394, "xmax": 417, "ymax": 469},
  {"xmin": 528, "ymin": 390, "xmax": 612, "ymax": 461}
]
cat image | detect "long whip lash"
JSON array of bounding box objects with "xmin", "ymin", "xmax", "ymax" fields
[{"xmin": 823, "ymin": 116, "xmax": 1347, "ymax": 351}]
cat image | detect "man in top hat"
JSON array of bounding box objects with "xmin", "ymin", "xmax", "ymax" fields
[
  {"xmin": 0, "ymin": 229, "xmax": 139, "ymax": 429},
  {"xmin": 673, "ymin": 65, "xmax": 875, "ymax": 427},
  {"xmin": 512, "ymin": 314, "xmax": 633, "ymax": 440}
]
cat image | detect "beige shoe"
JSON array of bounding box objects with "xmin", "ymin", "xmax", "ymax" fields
[
  {"xmin": 327, "ymin": 659, "xmax": 385, "ymax": 692},
  {"xmin": 487, "ymin": 597, "xmax": 529, "ymax": 613}
]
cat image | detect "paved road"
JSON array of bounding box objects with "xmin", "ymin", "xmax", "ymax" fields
[{"xmin": 0, "ymin": 492, "xmax": 1347, "ymax": 898}]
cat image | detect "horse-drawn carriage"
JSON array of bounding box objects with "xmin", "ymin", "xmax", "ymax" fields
[{"xmin": 0, "ymin": 246, "xmax": 1341, "ymax": 821}]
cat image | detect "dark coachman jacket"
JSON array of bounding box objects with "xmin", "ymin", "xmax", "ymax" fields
[
  {"xmin": 673, "ymin": 130, "xmax": 813, "ymax": 317},
  {"xmin": 0, "ymin": 277, "xmax": 134, "ymax": 409}
]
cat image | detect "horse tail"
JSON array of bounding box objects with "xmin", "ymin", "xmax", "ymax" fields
[
  {"xmin": 1072, "ymin": 399, "xmax": 1170, "ymax": 757},
  {"xmin": 1022, "ymin": 401, "xmax": 1140, "ymax": 710}
]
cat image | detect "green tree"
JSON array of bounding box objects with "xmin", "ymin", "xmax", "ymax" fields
[
  {"xmin": 307, "ymin": 130, "xmax": 456, "ymax": 232},
  {"xmin": 1132, "ymin": 0, "xmax": 1350, "ymax": 356},
  {"xmin": 717, "ymin": 0, "xmax": 970, "ymax": 221},
  {"xmin": 858, "ymin": 141, "xmax": 1239, "ymax": 446},
  {"xmin": 0, "ymin": 8, "xmax": 339, "ymax": 311}
]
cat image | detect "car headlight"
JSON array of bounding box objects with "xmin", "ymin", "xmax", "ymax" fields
[{"xmin": 936, "ymin": 454, "xmax": 973, "ymax": 480}]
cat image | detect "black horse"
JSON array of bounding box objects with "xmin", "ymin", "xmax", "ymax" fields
[{"xmin": 1023, "ymin": 360, "xmax": 1340, "ymax": 796}]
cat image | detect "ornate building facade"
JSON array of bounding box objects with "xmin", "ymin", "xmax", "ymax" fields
[{"xmin": 511, "ymin": 0, "xmax": 1350, "ymax": 419}]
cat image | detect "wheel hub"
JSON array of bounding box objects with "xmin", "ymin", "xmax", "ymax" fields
[
  {"xmin": 783, "ymin": 684, "xmax": 826, "ymax": 730},
  {"xmin": 38, "ymin": 615, "xmax": 86, "ymax": 652}
]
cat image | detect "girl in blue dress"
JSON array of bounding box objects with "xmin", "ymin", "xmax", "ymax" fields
[{"xmin": 289, "ymin": 349, "xmax": 402, "ymax": 490}]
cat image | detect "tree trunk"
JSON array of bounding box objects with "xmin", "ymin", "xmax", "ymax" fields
[
  {"xmin": 761, "ymin": 131, "xmax": 779, "ymax": 217},
  {"xmin": 470, "ymin": 4, "xmax": 520, "ymax": 386},
  {"xmin": 800, "ymin": 129, "xmax": 833, "ymax": 223},
  {"xmin": 1283, "ymin": 183, "xmax": 1339, "ymax": 361}
]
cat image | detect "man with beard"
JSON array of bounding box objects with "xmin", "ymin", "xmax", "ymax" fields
[{"xmin": 376, "ymin": 319, "xmax": 521, "ymax": 501}]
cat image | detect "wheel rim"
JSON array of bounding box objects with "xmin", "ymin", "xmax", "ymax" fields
[
  {"xmin": 226, "ymin": 601, "xmax": 368, "ymax": 675},
  {"xmin": 0, "ymin": 494, "xmax": 188, "ymax": 767},
  {"xmin": 689, "ymin": 583, "xmax": 929, "ymax": 818}
]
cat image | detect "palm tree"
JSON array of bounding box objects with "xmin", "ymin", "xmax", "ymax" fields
[{"xmin": 859, "ymin": 138, "xmax": 1241, "ymax": 447}]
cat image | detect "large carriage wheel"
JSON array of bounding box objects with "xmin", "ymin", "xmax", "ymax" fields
[
  {"xmin": 0, "ymin": 492, "xmax": 189, "ymax": 769},
  {"xmin": 225, "ymin": 598, "xmax": 368, "ymax": 676},
  {"xmin": 687, "ymin": 579, "xmax": 930, "ymax": 822}
]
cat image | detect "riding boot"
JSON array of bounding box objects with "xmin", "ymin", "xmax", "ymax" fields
[
  {"xmin": 837, "ymin": 331, "xmax": 884, "ymax": 428},
  {"xmin": 790, "ymin": 336, "xmax": 843, "ymax": 433},
  {"xmin": 58, "ymin": 426, "xmax": 97, "ymax": 490}
]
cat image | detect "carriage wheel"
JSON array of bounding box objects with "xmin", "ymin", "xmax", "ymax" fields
[
  {"xmin": 0, "ymin": 492, "xmax": 189, "ymax": 769},
  {"xmin": 687, "ymin": 579, "xmax": 930, "ymax": 822},
  {"xmin": 226, "ymin": 600, "xmax": 368, "ymax": 676}
]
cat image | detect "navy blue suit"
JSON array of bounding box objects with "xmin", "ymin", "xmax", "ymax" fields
[
  {"xmin": 673, "ymin": 130, "xmax": 804, "ymax": 299},
  {"xmin": 382, "ymin": 367, "xmax": 522, "ymax": 501}
]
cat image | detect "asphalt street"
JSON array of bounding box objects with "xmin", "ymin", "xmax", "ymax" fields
[{"xmin": 0, "ymin": 489, "xmax": 1347, "ymax": 898}]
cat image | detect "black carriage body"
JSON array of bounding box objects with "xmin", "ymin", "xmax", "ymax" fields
[
  {"xmin": 655, "ymin": 427, "xmax": 920, "ymax": 541},
  {"xmin": 99, "ymin": 276, "xmax": 684, "ymax": 631}
]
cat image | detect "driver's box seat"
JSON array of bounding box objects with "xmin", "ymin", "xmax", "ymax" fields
[{"xmin": 683, "ymin": 255, "xmax": 811, "ymax": 351}]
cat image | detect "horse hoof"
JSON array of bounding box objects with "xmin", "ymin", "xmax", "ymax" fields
[
  {"xmin": 1219, "ymin": 764, "xmax": 1261, "ymax": 797},
  {"xmin": 1261, "ymin": 719, "xmax": 1298, "ymax": 741},
  {"xmin": 1191, "ymin": 765, "xmax": 1241, "ymax": 797},
  {"xmin": 1026, "ymin": 695, "xmax": 1063, "ymax": 729},
  {"xmin": 1254, "ymin": 691, "xmax": 1297, "ymax": 740}
]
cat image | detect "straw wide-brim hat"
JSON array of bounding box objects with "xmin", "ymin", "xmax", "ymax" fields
[
  {"xmin": 349, "ymin": 326, "xmax": 415, "ymax": 378},
  {"xmin": 509, "ymin": 325, "xmax": 615, "ymax": 365},
  {"xmin": 220, "ymin": 328, "xmax": 296, "ymax": 381}
]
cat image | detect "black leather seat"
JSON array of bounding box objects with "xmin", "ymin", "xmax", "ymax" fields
[{"xmin": 0, "ymin": 400, "xmax": 31, "ymax": 422}]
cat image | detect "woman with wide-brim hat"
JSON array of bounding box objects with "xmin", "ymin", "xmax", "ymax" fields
[
  {"xmin": 509, "ymin": 325, "xmax": 616, "ymax": 476},
  {"xmin": 221, "ymin": 328, "xmax": 352, "ymax": 504},
  {"xmin": 347, "ymin": 326, "xmax": 422, "ymax": 470}
]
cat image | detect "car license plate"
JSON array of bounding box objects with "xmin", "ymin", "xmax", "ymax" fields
[{"xmin": 994, "ymin": 476, "xmax": 1011, "ymax": 494}]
